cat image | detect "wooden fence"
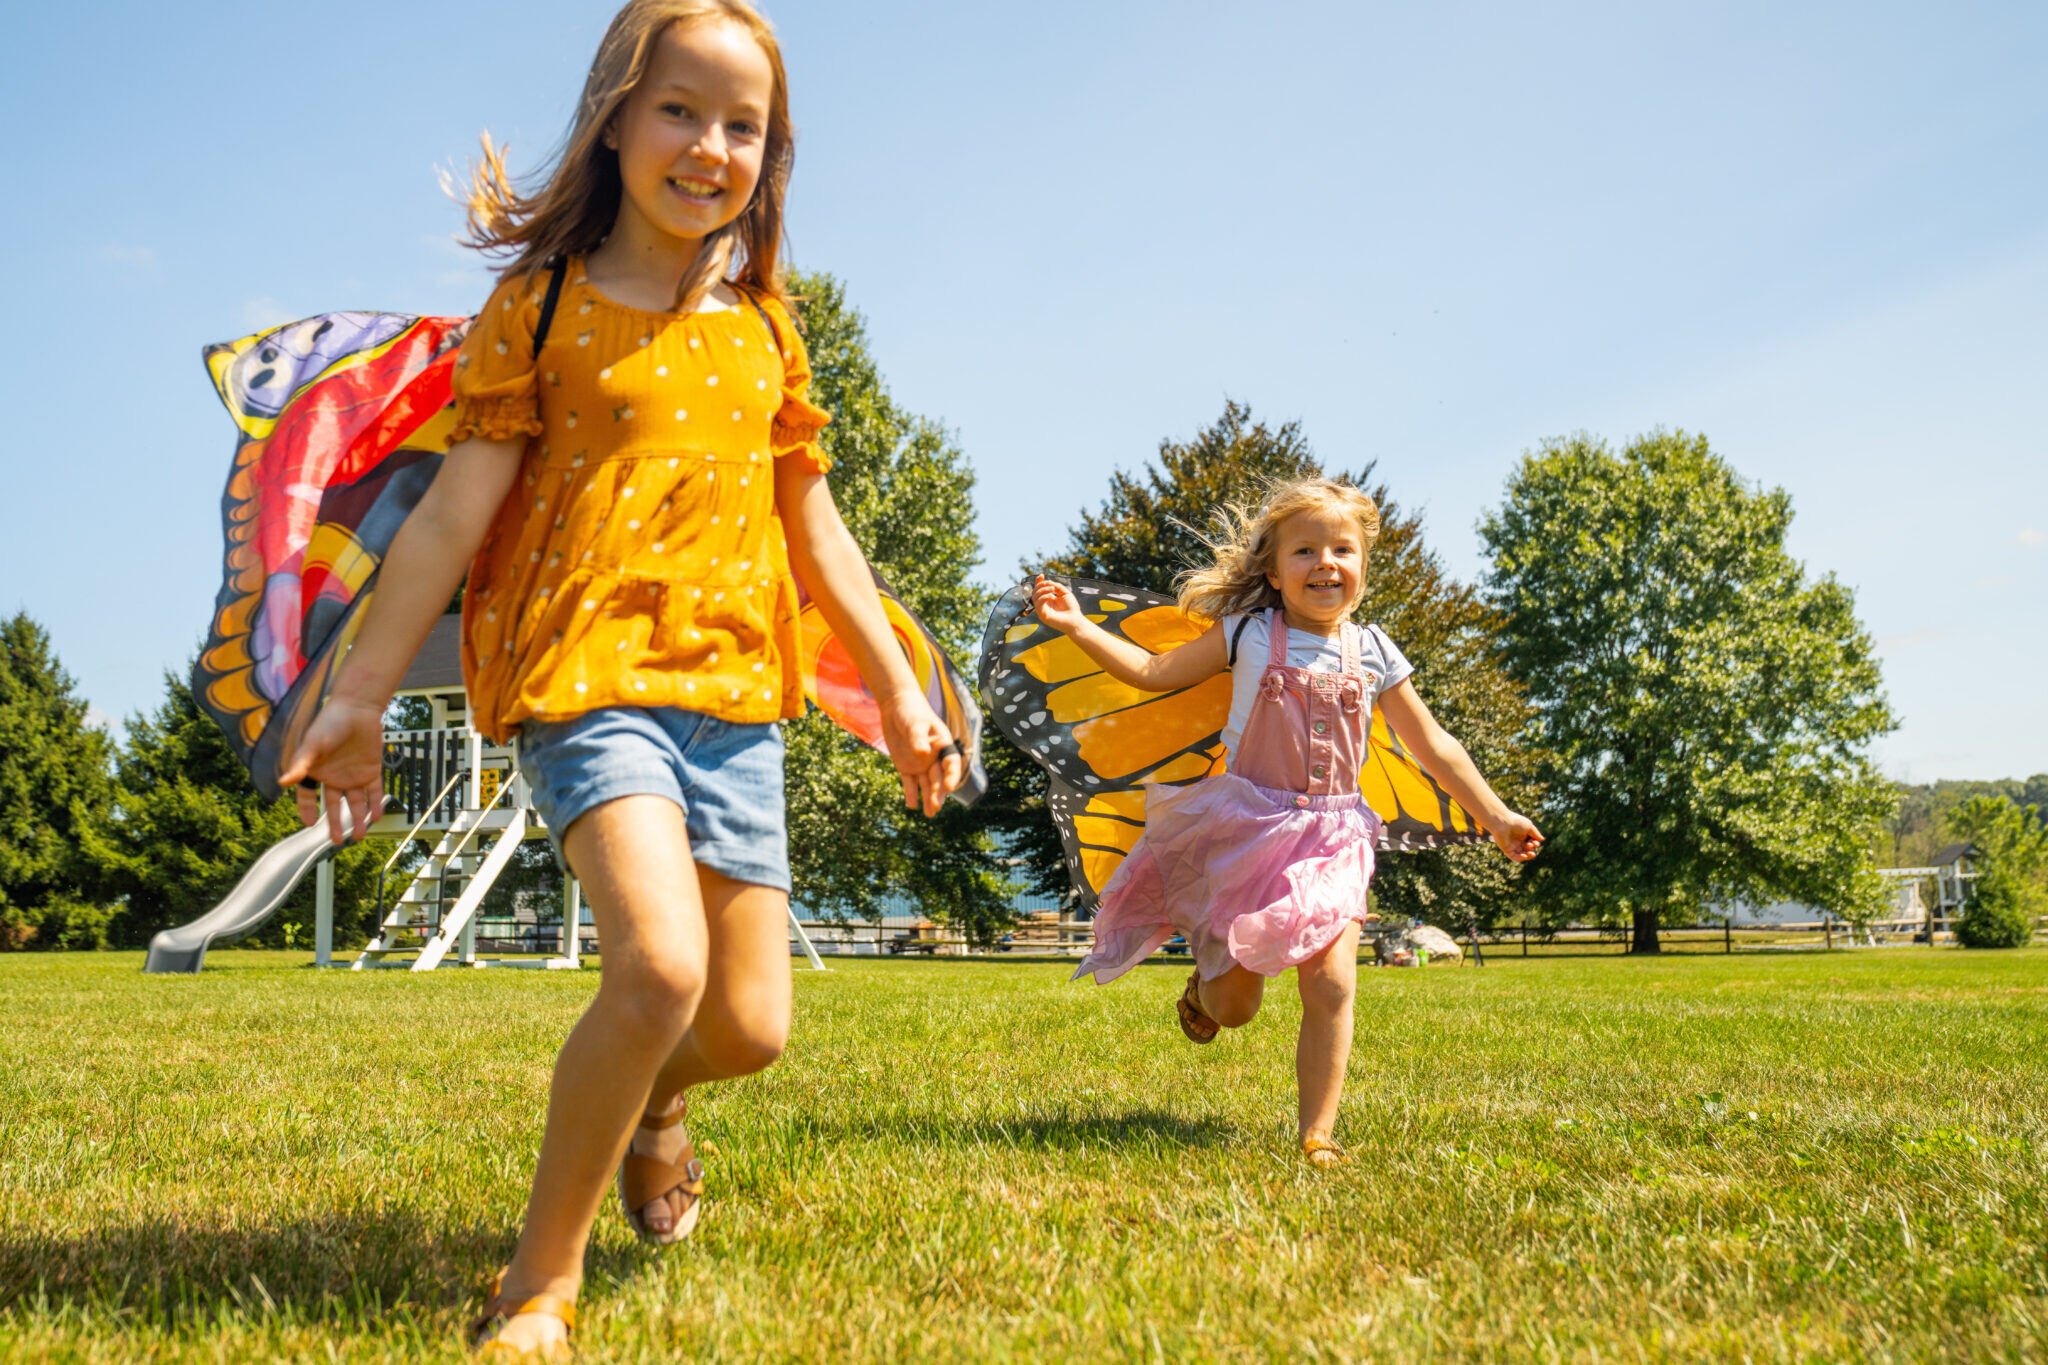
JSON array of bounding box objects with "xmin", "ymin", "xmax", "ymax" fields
[
  {"xmin": 467, "ymin": 912, "xmax": 2037, "ymax": 962},
  {"xmin": 1471, "ymin": 916, "xmax": 1951, "ymax": 958},
  {"xmin": 787, "ymin": 912, "xmax": 2015, "ymax": 960}
]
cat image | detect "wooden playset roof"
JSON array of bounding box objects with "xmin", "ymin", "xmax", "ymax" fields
[
  {"xmin": 396, "ymin": 614, "xmax": 465, "ymax": 696},
  {"xmin": 1926, "ymin": 842, "xmax": 1979, "ymax": 869}
]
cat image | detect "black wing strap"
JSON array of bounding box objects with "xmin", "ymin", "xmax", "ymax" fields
[
  {"xmin": 532, "ymin": 256, "xmax": 569, "ymax": 358},
  {"xmin": 1228, "ymin": 614, "xmax": 1255, "ymax": 667}
]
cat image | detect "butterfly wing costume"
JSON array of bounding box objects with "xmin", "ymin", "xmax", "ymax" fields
[
  {"xmin": 977, "ymin": 578, "xmax": 1483, "ymax": 906},
  {"xmin": 195, "ymin": 310, "xmax": 984, "ymax": 805}
]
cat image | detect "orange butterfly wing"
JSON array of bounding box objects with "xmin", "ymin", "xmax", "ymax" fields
[
  {"xmin": 980, "ymin": 581, "xmax": 1225, "ymax": 903},
  {"xmin": 1361, "ymin": 707, "xmax": 1486, "ymax": 849},
  {"xmin": 794, "ymin": 567, "xmax": 986, "ymax": 805},
  {"xmin": 978, "ymin": 579, "xmax": 1486, "ymax": 905}
]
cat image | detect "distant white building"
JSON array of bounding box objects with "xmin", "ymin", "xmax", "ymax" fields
[
  {"xmin": 1720, "ymin": 844, "xmax": 1977, "ymax": 941},
  {"xmin": 1724, "ymin": 878, "xmax": 1923, "ymax": 928}
]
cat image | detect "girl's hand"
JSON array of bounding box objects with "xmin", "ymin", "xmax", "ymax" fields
[
  {"xmin": 1490, "ymin": 811, "xmax": 1544, "ymax": 862},
  {"xmin": 1031, "ymin": 574, "xmax": 1087, "ymax": 635},
  {"xmin": 278, "ymin": 699, "xmax": 389, "ymax": 845},
  {"xmin": 879, "ymin": 692, "xmax": 965, "ymax": 817}
]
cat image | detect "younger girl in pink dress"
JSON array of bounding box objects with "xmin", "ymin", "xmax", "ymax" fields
[{"xmin": 1031, "ymin": 477, "xmax": 1542, "ymax": 1163}]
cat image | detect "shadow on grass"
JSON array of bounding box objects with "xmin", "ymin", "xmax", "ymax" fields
[
  {"xmin": 0, "ymin": 1210, "xmax": 649, "ymax": 1323},
  {"xmin": 811, "ymin": 1107, "xmax": 1233, "ymax": 1150}
]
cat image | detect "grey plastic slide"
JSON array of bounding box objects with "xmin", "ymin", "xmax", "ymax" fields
[{"xmin": 144, "ymin": 823, "xmax": 343, "ymax": 973}]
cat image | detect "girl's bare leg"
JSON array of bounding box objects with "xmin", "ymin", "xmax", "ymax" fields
[
  {"xmin": 493, "ymin": 796, "xmax": 709, "ymax": 1354},
  {"xmin": 1197, "ymin": 964, "xmax": 1266, "ymax": 1028},
  {"xmin": 1295, "ymin": 921, "xmax": 1362, "ymax": 1143},
  {"xmin": 632, "ymin": 870, "xmax": 794, "ymax": 1235},
  {"xmin": 652, "ymin": 871, "xmax": 793, "ymax": 1092}
]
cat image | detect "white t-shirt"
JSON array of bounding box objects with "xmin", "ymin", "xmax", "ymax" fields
[{"xmin": 1219, "ymin": 613, "xmax": 1414, "ymax": 764}]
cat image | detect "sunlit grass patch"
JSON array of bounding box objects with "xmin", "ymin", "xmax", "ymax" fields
[{"xmin": 2, "ymin": 948, "xmax": 2044, "ymax": 1360}]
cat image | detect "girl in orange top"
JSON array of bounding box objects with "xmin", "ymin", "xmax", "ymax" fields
[{"xmin": 281, "ymin": 1, "xmax": 964, "ymax": 1355}]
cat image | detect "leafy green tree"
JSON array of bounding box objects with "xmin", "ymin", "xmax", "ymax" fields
[
  {"xmin": 781, "ymin": 272, "xmax": 1015, "ymax": 942},
  {"xmin": 1947, "ymin": 795, "xmax": 2046, "ymax": 948},
  {"xmin": 1481, "ymin": 430, "xmax": 1897, "ymax": 952},
  {"xmin": 0, "ymin": 613, "xmax": 114, "ymax": 948},
  {"xmin": 2026, "ymin": 774, "xmax": 2048, "ymax": 815},
  {"xmin": 88, "ymin": 667, "xmax": 384, "ymax": 949},
  {"xmin": 1024, "ymin": 401, "xmax": 1537, "ymax": 929}
]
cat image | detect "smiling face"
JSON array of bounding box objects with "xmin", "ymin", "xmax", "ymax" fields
[
  {"xmin": 1264, "ymin": 504, "xmax": 1367, "ymax": 631},
  {"xmin": 605, "ymin": 17, "xmax": 775, "ymax": 249}
]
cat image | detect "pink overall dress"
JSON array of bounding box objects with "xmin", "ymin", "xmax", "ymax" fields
[{"xmin": 1076, "ymin": 610, "xmax": 1381, "ymax": 984}]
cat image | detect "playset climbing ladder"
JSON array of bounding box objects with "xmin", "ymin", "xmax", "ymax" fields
[{"xmin": 343, "ymin": 720, "xmax": 567, "ymax": 970}]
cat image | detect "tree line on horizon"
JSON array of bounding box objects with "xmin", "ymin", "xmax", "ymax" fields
[{"xmin": 4, "ymin": 276, "xmax": 2043, "ymax": 955}]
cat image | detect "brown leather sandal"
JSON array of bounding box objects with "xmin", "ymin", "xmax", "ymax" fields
[
  {"xmin": 618, "ymin": 1096, "xmax": 705, "ymax": 1246},
  {"xmin": 1302, "ymin": 1136, "xmax": 1349, "ymax": 1168},
  {"xmin": 470, "ymin": 1268, "xmax": 575, "ymax": 1359},
  {"xmin": 1176, "ymin": 969, "xmax": 1220, "ymax": 1044}
]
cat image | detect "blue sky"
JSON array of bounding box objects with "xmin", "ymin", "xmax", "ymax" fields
[{"xmin": 2, "ymin": 1, "xmax": 2043, "ymax": 782}]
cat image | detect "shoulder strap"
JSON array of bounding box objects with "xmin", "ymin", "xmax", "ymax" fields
[
  {"xmin": 1266, "ymin": 608, "xmax": 1290, "ymax": 667},
  {"xmin": 1227, "ymin": 614, "xmax": 1255, "ymax": 667},
  {"xmin": 742, "ymin": 287, "xmax": 786, "ymax": 357},
  {"xmin": 531, "ymin": 257, "xmax": 569, "ymax": 358}
]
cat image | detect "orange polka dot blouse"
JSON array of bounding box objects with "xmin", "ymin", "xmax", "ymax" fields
[{"xmin": 449, "ymin": 260, "xmax": 831, "ymax": 744}]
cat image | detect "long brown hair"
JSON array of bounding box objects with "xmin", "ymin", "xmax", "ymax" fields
[
  {"xmin": 457, "ymin": 0, "xmax": 795, "ymax": 311},
  {"xmin": 1176, "ymin": 477, "xmax": 1382, "ymax": 621}
]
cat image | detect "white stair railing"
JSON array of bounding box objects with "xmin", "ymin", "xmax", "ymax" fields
[
  {"xmin": 399, "ymin": 763, "xmax": 520, "ymax": 970},
  {"xmin": 412, "ymin": 809, "xmax": 530, "ymax": 971},
  {"xmin": 368, "ymin": 766, "xmax": 470, "ymax": 935},
  {"xmin": 353, "ymin": 814, "xmax": 486, "ymax": 967}
]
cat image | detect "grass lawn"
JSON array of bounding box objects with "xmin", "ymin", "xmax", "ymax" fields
[{"xmin": 3, "ymin": 948, "xmax": 2044, "ymax": 1361}]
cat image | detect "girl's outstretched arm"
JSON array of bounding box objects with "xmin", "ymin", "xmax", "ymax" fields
[
  {"xmin": 1376, "ymin": 678, "xmax": 1544, "ymax": 862},
  {"xmin": 279, "ymin": 437, "xmax": 527, "ymax": 843},
  {"xmin": 1030, "ymin": 575, "xmax": 1227, "ymax": 693},
  {"xmin": 776, "ymin": 462, "xmax": 963, "ymax": 817}
]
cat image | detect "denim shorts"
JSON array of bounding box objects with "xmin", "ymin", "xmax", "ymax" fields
[{"xmin": 516, "ymin": 707, "xmax": 789, "ymax": 891}]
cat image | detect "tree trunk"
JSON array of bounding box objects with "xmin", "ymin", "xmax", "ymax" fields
[{"xmin": 1630, "ymin": 908, "xmax": 1662, "ymax": 954}]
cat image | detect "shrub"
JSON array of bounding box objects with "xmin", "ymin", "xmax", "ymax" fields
[
  {"xmin": 1955, "ymin": 874, "xmax": 2035, "ymax": 949},
  {"xmin": 0, "ymin": 897, "xmax": 115, "ymax": 950}
]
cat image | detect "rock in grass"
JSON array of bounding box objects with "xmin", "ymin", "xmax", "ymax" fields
[
  {"xmin": 1410, "ymin": 925, "xmax": 1463, "ymax": 962},
  {"xmin": 1370, "ymin": 923, "xmax": 1463, "ymax": 965}
]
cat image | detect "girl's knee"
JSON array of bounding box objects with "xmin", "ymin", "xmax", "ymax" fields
[
  {"xmin": 1210, "ymin": 996, "xmax": 1262, "ymax": 1029},
  {"xmin": 1202, "ymin": 976, "xmax": 1264, "ymax": 1029},
  {"xmin": 1299, "ymin": 965, "xmax": 1355, "ymax": 1015},
  {"xmin": 603, "ymin": 956, "xmax": 706, "ymax": 1041},
  {"xmin": 716, "ymin": 1018, "xmax": 787, "ymax": 1078},
  {"xmin": 696, "ymin": 997, "xmax": 790, "ymax": 1078}
]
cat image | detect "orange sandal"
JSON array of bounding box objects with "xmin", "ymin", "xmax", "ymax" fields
[
  {"xmin": 1302, "ymin": 1136, "xmax": 1349, "ymax": 1168},
  {"xmin": 470, "ymin": 1269, "xmax": 575, "ymax": 1359},
  {"xmin": 1176, "ymin": 970, "xmax": 1220, "ymax": 1045},
  {"xmin": 618, "ymin": 1096, "xmax": 705, "ymax": 1246}
]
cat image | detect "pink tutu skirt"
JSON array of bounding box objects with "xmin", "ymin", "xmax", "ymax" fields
[{"xmin": 1074, "ymin": 773, "xmax": 1379, "ymax": 984}]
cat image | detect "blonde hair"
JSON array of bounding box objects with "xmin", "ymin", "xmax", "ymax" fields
[
  {"xmin": 457, "ymin": 0, "xmax": 795, "ymax": 311},
  {"xmin": 1176, "ymin": 477, "xmax": 1382, "ymax": 621}
]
